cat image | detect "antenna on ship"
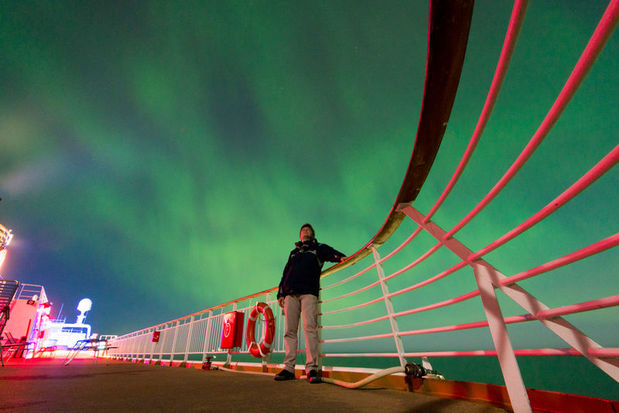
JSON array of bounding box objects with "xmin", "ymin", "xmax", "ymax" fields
[{"xmin": 56, "ymin": 303, "xmax": 64, "ymax": 321}]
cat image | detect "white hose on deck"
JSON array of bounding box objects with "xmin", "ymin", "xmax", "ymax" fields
[
  {"xmin": 321, "ymin": 366, "xmax": 405, "ymax": 389},
  {"xmin": 214, "ymin": 364, "xmax": 275, "ymax": 377}
]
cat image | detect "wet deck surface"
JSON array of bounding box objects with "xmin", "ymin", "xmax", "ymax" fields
[{"xmin": 0, "ymin": 359, "xmax": 506, "ymax": 412}]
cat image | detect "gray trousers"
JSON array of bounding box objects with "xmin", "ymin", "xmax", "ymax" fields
[{"xmin": 283, "ymin": 294, "xmax": 319, "ymax": 373}]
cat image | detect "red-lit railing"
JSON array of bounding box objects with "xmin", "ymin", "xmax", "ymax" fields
[{"xmin": 109, "ymin": 2, "xmax": 618, "ymax": 412}]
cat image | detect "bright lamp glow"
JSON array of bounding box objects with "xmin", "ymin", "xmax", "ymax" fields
[
  {"xmin": 0, "ymin": 224, "xmax": 12, "ymax": 249},
  {"xmin": 0, "ymin": 249, "xmax": 6, "ymax": 271}
]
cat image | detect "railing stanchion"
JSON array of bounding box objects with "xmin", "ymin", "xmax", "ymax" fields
[
  {"xmin": 184, "ymin": 316, "xmax": 195, "ymax": 363},
  {"xmin": 143, "ymin": 331, "xmax": 149, "ymax": 360},
  {"xmin": 371, "ymin": 246, "xmax": 407, "ymax": 368},
  {"xmin": 135, "ymin": 332, "xmax": 141, "ymax": 360},
  {"xmin": 138, "ymin": 332, "xmax": 145, "ymax": 360},
  {"xmin": 149, "ymin": 329, "xmax": 155, "ymax": 361},
  {"xmin": 263, "ymin": 293, "xmax": 272, "ymax": 371},
  {"xmin": 317, "ymin": 291, "xmax": 323, "ymax": 373},
  {"xmin": 132, "ymin": 335, "xmax": 137, "ymax": 359},
  {"xmin": 170, "ymin": 321, "xmax": 179, "ymax": 365},
  {"xmin": 225, "ymin": 304, "xmax": 237, "ymax": 367},
  {"xmin": 201, "ymin": 311, "xmax": 213, "ymax": 364},
  {"xmin": 159, "ymin": 327, "xmax": 165, "ymax": 362}
]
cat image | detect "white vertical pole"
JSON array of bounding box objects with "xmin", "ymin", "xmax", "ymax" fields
[
  {"xmin": 225, "ymin": 304, "xmax": 237, "ymax": 367},
  {"xmin": 372, "ymin": 246, "xmax": 407, "ymax": 368},
  {"xmin": 149, "ymin": 329, "xmax": 155, "ymax": 361},
  {"xmin": 202, "ymin": 311, "xmax": 214, "ymax": 363},
  {"xmin": 317, "ymin": 291, "xmax": 323, "ymax": 372},
  {"xmin": 276, "ymin": 295, "xmax": 284, "ymax": 353},
  {"xmin": 263, "ymin": 293, "xmax": 272, "ymax": 370},
  {"xmin": 140, "ymin": 332, "xmax": 145, "ymax": 359},
  {"xmin": 184, "ymin": 316, "xmax": 195, "ymax": 363},
  {"xmin": 157, "ymin": 328, "xmax": 163, "ymax": 365},
  {"xmin": 170, "ymin": 322, "xmax": 179, "ymax": 366}
]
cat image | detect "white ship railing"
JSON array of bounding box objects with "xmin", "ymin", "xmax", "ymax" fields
[{"xmin": 109, "ymin": 2, "xmax": 618, "ymax": 412}]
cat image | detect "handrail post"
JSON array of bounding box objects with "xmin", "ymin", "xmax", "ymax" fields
[
  {"xmin": 159, "ymin": 327, "xmax": 165, "ymax": 362},
  {"xmin": 149, "ymin": 329, "xmax": 155, "ymax": 362},
  {"xmin": 135, "ymin": 332, "xmax": 141, "ymax": 360},
  {"xmin": 225, "ymin": 304, "xmax": 237, "ymax": 367},
  {"xmin": 184, "ymin": 315, "xmax": 195, "ymax": 363},
  {"xmin": 317, "ymin": 291, "xmax": 323, "ymax": 373},
  {"xmin": 129, "ymin": 335, "xmax": 134, "ymax": 360},
  {"xmin": 371, "ymin": 246, "xmax": 407, "ymax": 368},
  {"xmin": 170, "ymin": 321, "xmax": 179, "ymax": 366},
  {"xmin": 131, "ymin": 333, "xmax": 136, "ymax": 359},
  {"xmin": 142, "ymin": 331, "xmax": 148, "ymax": 360},
  {"xmin": 263, "ymin": 293, "xmax": 272, "ymax": 371},
  {"xmin": 138, "ymin": 331, "xmax": 145, "ymax": 360},
  {"xmin": 201, "ymin": 311, "xmax": 214, "ymax": 363}
]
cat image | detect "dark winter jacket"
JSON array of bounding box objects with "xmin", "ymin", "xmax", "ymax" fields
[{"xmin": 277, "ymin": 238, "xmax": 345, "ymax": 298}]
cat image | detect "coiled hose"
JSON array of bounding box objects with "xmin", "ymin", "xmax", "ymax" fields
[
  {"xmin": 214, "ymin": 364, "xmax": 274, "ymax": 377},
  {"xmin": 212, "ymin": 362, "xmax": 443, "ymax": 387},
  {"xmin": 321, "ymin": 363, "xmax": 444, "ymax": 389},
  {"xmin": 321, "ymin": 366, "xmax": 405, "ymax": 389}
]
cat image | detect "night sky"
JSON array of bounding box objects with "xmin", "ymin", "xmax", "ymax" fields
[{"xmin": 0, "ymin": 0, "xmax": 616, "ymax": 357}]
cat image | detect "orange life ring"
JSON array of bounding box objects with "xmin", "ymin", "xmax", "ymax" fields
[{"xmin": 246, "ymin": 302, "xmax": 276, "ymax": 358}]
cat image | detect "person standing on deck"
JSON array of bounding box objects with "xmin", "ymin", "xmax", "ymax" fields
[{"xmin": 274, "ymin": 223, "xmax": 346, "ymax": 383}]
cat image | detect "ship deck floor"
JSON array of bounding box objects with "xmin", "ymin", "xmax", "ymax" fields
[{"xmin": 0, "ymin": 358, "xmax": 506, "ymax": 412}]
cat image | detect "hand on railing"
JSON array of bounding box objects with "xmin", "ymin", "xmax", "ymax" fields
[{"xmin": 277, "ymin": 297, "xmax": 285, "ymax": 316}]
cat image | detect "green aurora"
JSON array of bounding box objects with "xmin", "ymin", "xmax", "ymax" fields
[{"xmin": 0, "ymin": 0, "xmax": 617, "ymax": 398}]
